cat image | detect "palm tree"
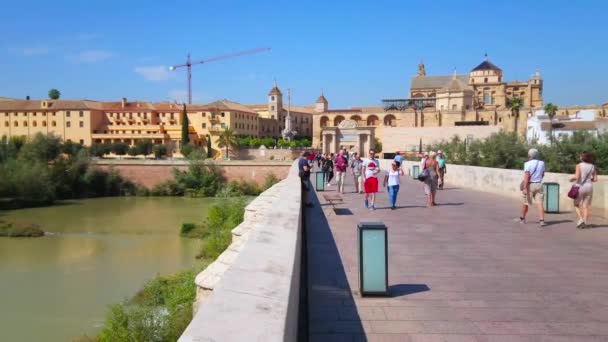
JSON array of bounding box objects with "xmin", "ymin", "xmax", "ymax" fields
[
  {"xmin": 216, "ymin": 128, "xmax": 238, "ymax": 159},
  {"xmin": 544, "ymin": 102, "xmax": 559, "ymax": 144},
  {"xmin": 506, "ymin": 97, "xmax": 524, "ymax": 134}
]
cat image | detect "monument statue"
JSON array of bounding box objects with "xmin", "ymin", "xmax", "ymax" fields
[{"xmin": 281, "ymin": 88, "xmax": 297, "ymax": 141}]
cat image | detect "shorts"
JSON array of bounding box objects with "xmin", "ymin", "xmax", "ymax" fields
[
  {"xmin": 573, "ymin": 184, "xmax": 593, "ymax": 208},
  {"xmin": 523, "ymin": 183, "xmax": 544, "ymax": 205},
  {"xmin": 364, "ymin": 177, "xmax": 378, "ymax": 193}
]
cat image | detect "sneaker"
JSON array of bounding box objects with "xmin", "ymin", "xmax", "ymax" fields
[
  {"xmin": 369, "ymin": 205, "xmax": 376, "ymax": 211},
  {"xmin": 539, "ymin": 220, "xmax": 547, "ymax": 227},
  {"xmin": 390, "ymin": 206, "xmax": 396, "ymax": 210},
  {"xmin": 576, "ymin": 220, "xmax": 585, "ymax": 229},
  {"xmin": 364, "ymin": 200, "xmax": 368, "ymax": 208},
  {"xmin": 326, "ymin": 183, "xmax": 331, "ymax": 186},
  {"xmin": 513, "ymin": 217, "xmax": 525, "ymax": 224}
]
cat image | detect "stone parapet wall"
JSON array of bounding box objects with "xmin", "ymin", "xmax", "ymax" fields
[
  {"xmin": 179, "ymin": 160, "xmax": 302, "ymax": 342},
  {"xmin": 385, "ymin": 159, "xmax": 607, "ymax": 218},
  {"xmin": 92, "ymin": 159, "xmax": 292, "ymax": 188}
]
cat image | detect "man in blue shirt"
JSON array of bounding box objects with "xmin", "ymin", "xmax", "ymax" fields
[
  {"xmin": 298, "ymin": 152, "xmax": 313, "ymax": 208},
  {"xmin": 436, "ymin": 150, "xmax": 447, "ymax": 189}
]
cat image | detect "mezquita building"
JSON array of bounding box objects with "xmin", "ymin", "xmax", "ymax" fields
[{"xmin": 312, "ymin": 56, "xmax": 546, "ymax": 153}]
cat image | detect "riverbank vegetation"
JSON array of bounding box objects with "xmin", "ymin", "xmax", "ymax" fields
[
  {"xmin": 416, "ymin": 131, "xmax": 607, "ymax": 174},
  {"xmin": 84, "ymin": 198, "xmax": 247, "ymax": 342},
  {"xmin": 0, "ymin": 134, "xmax": 136, "ymax": 208},
  {"xmin": 0, "ymin": 219, "xmax": 44, "ymax": 237}
]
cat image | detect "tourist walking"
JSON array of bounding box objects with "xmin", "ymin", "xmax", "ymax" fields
[
  {"xmin": 298, "ymin": 152, "xmax": 313, "ymax": 208},
  {"xmin": 334, "ymin": 150, "xmax": 347, "ymax": 193},
  {"xmin": 349, "ymin": 152, "xmax": 364, "ymax": 193},
  {"xmin": 436, "ymin": 150, "xmax": 447, "ymax": 189},
  {"xmin": 361, "ymin": 149, "xmax": 380, "ymax": 210},
  {"xmin": 422, "ymin": 151, "xmax": 440, "ymax": 207},
  {"xmin": 322, "ymin": 153, "xmax": 334, "ymax": 186},
  {"xmin": 569, "ymin": 151, "xmax": 598, "ymax": 229},
  {"xmin": 516, "ymin": 148, "xmax": 546, "ymax": 226},
  {"xmin": 384, "ymin": 161, "xmax": 404, "ymax": 210}
]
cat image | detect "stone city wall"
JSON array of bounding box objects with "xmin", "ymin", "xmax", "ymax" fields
[
  {"xmin": 92, "ymin": 159, "xmax": 292, "ymax": 188},
  {"xmin": 386, "ymin": 159, "xmax": 608, "ymax": 218},
  {"xmin": 179, "ymin": 160, "xmax": 303, "ymax": 341}
]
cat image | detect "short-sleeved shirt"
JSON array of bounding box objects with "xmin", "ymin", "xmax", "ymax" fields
[
  {"xmin": 362, "ymin": 158, "xmax": 380, "ymax": 176},
  {"xmin": 298, "ymin": 157, "xmax": 310, "ymax": 177},
  {"xmin": 523, "ymin": 159, "xmax": 545, "ymax": 183},
  {"xmin": 334, "ymin": 154, "xmax": 347, "ymax": 172},
  {"xmin": 350, "ymin": 159, "xmax": 364, "ymax": 176},
  {"xmin": 436, "ymin": 157, "xmax": 446, "ymax": 169},
  {"xmin": 394, "ymin": 155, "xmax": 403, "ymax": 163}
]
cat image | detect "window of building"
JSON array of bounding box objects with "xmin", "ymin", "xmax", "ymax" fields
[
  {"xmin": 42, "ymin": 121, "xmax": 47, "ymax": 127},
  {"xmin": 466, "ymin": 105, "xmax": 470, "ymax": 110},
  {"xmin": 79, "ymin": 121, "xmax": 84, "ymax": 127},
  {"xmin": 452, "ymin": 104, "xmax": 457, "ymax": 110},
  {"xmin": 52, "ymin": 112, "xmax": 56, "ymax": 116},
  {"xmin": 43, "ymin": 112, "xmax": 46, "ymax": 116},
  {"xmin": 271, "ymin": 96, "xmax": 275, "ymax": 101},
  {"xmin": 14, "ymin": 121, "xmax": 18, "ymax": 127},
  {"xmin": 66, "ymin": 111, "xmax": 71, "ymax": 117},
  {"xmin": 80, "ymin": 139, "xmax": 84, "ymax": 144},
  {"xmin": 484, "ymin": 93, "xmax": 490, "ymax": 104},
  {"xmin": 221, "ymin": 123, "xmax": 226, "ymax": 128},
  {"xmin": 484, "ymin": 78, "xmax": 488, "ymax": 83},
  {"xmin": 23, "ymin": 121, "xmax": 28, "ymax": 127},
  {"xmin": 4, "ymin": 121, "xmax": 8, "ymax": 127},
  {"xmin": 80, "ymin": 111, "xmax": 84, "ymax": 117},
  {"xmin": 221, "ymin": 112, "xmax": 225, "ymax": 117},
  {"xmin": 33, "ymin": 112, "xmax": 37, "ymax": 116},
  {"xmin": 52, "ymin": 121, "xmax": 56, "ymax": 127},
  {"xmin": 202, "ymin": 123, "xmax": 207, "ymax": 128},
  {"xmin": 33, "ymin": 121, "xmax": 37, "ymax": 127}
]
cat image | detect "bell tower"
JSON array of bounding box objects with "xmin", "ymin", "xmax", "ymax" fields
[
  {"xmin": 417, "ymin": 59, "xmax": 426, "ymax": 76},
  {"xmin": 268, "ymin": 80, "xmax": 283, "ymax": 120}
]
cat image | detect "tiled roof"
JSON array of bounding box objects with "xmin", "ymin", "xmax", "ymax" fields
[
  {"xmin": 268, "ymin": 86, "xmax": 282, "ymax": 95},
  {"xmin": 439, "ymin": 77, "xmax": 473, "ymax": 93},
  {"xmin": 411, "ymin": 75, "xmax": 468, "ymax": 90},
  {"xmin": 202, "ymin": 100, "xmax": 258, "ymax": 114},
  {"xmin": 471, "ymin": 60, "xmax": 502, "ymax": 72},
  {"xmin": 540, "ymin": 121, "xmax": 597, "ymax": 131},
  {"xmin": 0, "ymin": 100, "xmax": 104, "ymax": 111}
]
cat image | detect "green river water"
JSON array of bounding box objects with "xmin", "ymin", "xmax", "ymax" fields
[{"xmin": 0, "ymin": 197, "xmax": 214, "ymax": 342}]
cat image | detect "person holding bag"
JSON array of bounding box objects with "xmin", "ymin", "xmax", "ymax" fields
[
  {"xmin": 569, "ymin": 151, "xmax": 598, "ymax": 229},
  {"xmin": 422, "ymin": 151, "xmax": 440, "ymax": 207}
]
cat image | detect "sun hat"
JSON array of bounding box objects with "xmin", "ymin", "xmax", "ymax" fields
[{"xmin": 437, "ymin": 150, "xmax": 442, "ymax": 154}]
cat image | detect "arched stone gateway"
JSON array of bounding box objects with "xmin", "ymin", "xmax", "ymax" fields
[
  {"xmin": 320, "ymin": 119, "xmax": 375, "ymax": 155},
  {"xmin": 383, "ymin": 114, "xmax": 396, "ymax": 127},
  {"xmin": 320, "ymin": 116, "xmax": 329, "ymax": 127},
  {"xmin": 334, "ymin": 115, "xmax": 345, "ymax": 126}
]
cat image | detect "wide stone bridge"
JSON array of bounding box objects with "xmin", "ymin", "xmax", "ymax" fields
[{"xmin": 180, "ymin": 160, "xmax": 608, "ymax": 342}]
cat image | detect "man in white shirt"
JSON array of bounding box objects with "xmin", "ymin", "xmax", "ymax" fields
[{"xmin": 516, "ymin": 148, "xmax": 546, "ymax": 226}]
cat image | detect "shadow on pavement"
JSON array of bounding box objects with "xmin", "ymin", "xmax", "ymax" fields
[
  {"xmin": 436, "ymin": 202, "xmax": 464, "ymax": 206},
  {"xmin": 544, "ymin": 219, "xmax": 574, "ymax": 227},
  {"xmin": 306, "ymin": 190, "xmax": 366, "ymax": 341},
  {"xmin": 389, "ymin": 284, "xmax": 431, "ymax": 298}
]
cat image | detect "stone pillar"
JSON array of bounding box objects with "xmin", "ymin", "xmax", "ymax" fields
[
  {"xmin": 322, "ymin": 133, "xmax": 328, "ymax": 154},
  {"xmin": 334, "ymin": 131, "xmax": 340, "ymax": 153},
  {"xmin": 356, "ymin": 133, "xmax": 362, "ymax": 156}
]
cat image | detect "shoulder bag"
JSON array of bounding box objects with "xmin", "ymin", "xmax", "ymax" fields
[
  {"xmin": 567, "ymin": 165, "xmax": 594, "ymax": 199},
  {"xmin": 418, "ymin": 161, "xmax": 430, "ymax": 182}
]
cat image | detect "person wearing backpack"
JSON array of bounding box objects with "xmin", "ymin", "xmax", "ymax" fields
[
  {"xmin": 515, "ymin": 149, "xmax": 546, "ymax": 227},
  {"xmin": 569, "ymin": 151, "xmax": 598, "ymax": 229}
]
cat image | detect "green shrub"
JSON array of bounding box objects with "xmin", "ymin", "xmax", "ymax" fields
[
  {"xmin": 195, "ymin": 199, "xmax": 246, "ymax": 259},
  {"xmin": 0, "ymin": 221, "xmax": 45, "ymax": 237},
  {"xmin": 263, "ymin": 173, "xmax": 280, "ymax": 191},
  {"xmin": 180, "ymin": 223, "xmax": 196, "ymax": 235}
]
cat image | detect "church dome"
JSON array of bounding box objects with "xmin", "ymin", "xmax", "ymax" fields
[{"xmin": 471, "ymin": 59, "xmax": 502, "ymax": 72}]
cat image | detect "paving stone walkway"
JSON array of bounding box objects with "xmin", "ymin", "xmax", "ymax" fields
[{"xmin": 306, "ymin": 171, "xmax": 608, "ymax": 342}]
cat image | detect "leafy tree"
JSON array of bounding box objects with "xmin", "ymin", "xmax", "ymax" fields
[
  {"xmin": 61, "ymin": 140, "xmax": 84, "ymax": 156},
  {"xmin": 135, "ymin": 139, "xmax": 153, "ymax": 157},
  {"xmin": 373, "ymin": 137, "xmax": 383, "ymax": 153},
  {"xmin": 506, "ymin": 97, "xmax": 524, "ymax": 133},
  {"xmin": 48, "ymin": 88, "xmax": 60, "ymax": 100},
  {"xmin": 152, "ymin": 144, "xmax": 167, "ymax": 159},
  {"xmin": 18, "ymin": 133, "xmax": 62, "ymax": 162},
  {"xmin": 206, "ymin": 134, "xmax": 212, "ymax": 158},
  {"xmin": 181, "ymin": 104, "xmax": 189, "ymax": 147},
  {"xmin": 127, "ymin": 146, "xmax": 139, "ymax": 157},
  {"xmin": 544, "ymin": 102, "xmax": 559, "ymax": 144},
  {"xmin": 216, "ymin": 129, "xmax": 238, "ymax": 159},
  {"xmin": 111, "ymin": 142, "xmax": 129, "ymax": 157}
]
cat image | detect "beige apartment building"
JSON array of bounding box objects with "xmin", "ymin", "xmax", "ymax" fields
[{"xmin": 0, "ymin": 83, "xmax": 315, "ymax": 155}]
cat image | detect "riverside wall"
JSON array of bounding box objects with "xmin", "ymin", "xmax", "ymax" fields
[
  {"xmin": 91, "ymin": 159, "xmax": 292, "ymax": 188},
  {"xmin": 178, "ymin": 160, "xmax": 303, "ymax": 341},
  {"xmin": 386, "ymin": 159, "xmax": 608, "ymax": 218}
]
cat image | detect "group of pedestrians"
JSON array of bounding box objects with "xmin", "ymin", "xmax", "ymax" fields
[{"xmin": 516, "ymin": 148, "xmax": 598, "ymax": 229}]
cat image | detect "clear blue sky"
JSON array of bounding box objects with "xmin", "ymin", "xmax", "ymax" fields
[{"xmin": 1, "ymin": 0, "xmax": 606, "ymax": 108}]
